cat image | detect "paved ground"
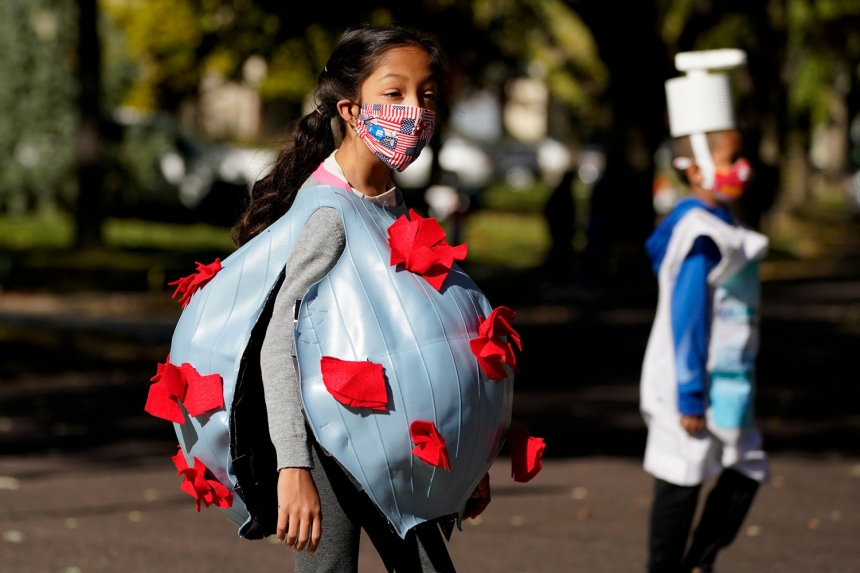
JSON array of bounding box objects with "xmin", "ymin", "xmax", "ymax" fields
[
  {"xmin": 2, "ymin": 274, "xmax": 860, "ymax": 572},
  {"xmin": 0, "ymin": 450, "xmax": 858, "ymax": 573}
]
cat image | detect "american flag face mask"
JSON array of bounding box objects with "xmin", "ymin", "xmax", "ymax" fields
[{"xmin": 354, "ymin": 103, "xmax": 435, "ymax": 172}]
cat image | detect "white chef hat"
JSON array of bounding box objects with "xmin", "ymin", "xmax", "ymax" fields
[{"xmin": 665, "ymin": 49, "xmax": 746, "ymax": 188}]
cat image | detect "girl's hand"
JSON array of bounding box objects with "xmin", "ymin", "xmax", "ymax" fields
[
  {"xmin": 276, "ymin": 468, "xmax": 322, "ymax": 555},
  {"xmin": 680, "ymin": 414, "xmax": 706, "ymax": 435},
  {"xmin": 463, "ymin": 473, "xmax": 491, "ymax": 520}
]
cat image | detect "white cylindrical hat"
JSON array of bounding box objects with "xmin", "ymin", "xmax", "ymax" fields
[{"xmin": 665, "ymin": 49, "xmax": 746, "ymax": 137}]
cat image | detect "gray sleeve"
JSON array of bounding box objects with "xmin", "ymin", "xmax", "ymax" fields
[{"xmin": 260, "ymin": 207, "xmax": 345, "ymax": 470}]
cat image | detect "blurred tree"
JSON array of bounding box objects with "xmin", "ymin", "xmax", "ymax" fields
[
  {"xmin": 100, "ymin": 1, "xmax": 607, "ymax": 124},
  {"xmin": 97, "ymin": 0, "xmax": 656, "ymax": 277},
  {"xmin": 571, "ymin": 0, "xmax": 671, "ymax": 281},
  {"xmin": 660, "ymin": 0, "xmax": 785, "ymax": 229},
  {"xmin": 0, "ymin": 0, "xmax": 76, "ymax": 216},
  {"xmin": 660, "ymin": 0, "xmax": 860, "ymax": 223},
  {"xmin": 101, "ymin": 0, "xmax": 283, "ymax": 112},
  {"xmin": 76, "ymin": 0, "xmax": 106, "ymax": 248},
  {"xmin": 92, "ymin": 1, "xmax": 860, "ymax": 271},
  {"xmin": 777, "ymin": 0, "xmax": 860, "ymax": 210}
]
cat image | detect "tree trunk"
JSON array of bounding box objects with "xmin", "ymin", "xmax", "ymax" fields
[
  {"xmin": 738, "ymin": 3, "xmax": 785, "ymax": 229},
  {"xmin": 573, "ymin": 1, "xmax": 670, "ymax": 283},
  {"xmin": 75, "ymin": 0, "xmax": 103, "ymax": 249}
]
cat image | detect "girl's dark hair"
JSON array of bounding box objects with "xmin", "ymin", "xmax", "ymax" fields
[{"xmin": 233, "ymin": 25, "xmax": 446, "ymax": 246}]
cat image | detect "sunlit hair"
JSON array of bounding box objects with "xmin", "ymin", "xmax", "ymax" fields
[{"xmin": 233, "ymin": 25, "xmax": 446, "ymax": 246}]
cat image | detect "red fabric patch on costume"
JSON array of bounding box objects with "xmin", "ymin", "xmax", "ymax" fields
[
  {"xmin": 172, "ymin": 447, "xmax": 234, "ymax": 511},
  {"xmin": 508, "ymin": 427, "xmax": 545, "ymax": 483},
  {"xmin": 387, "ymin": 210, "xmax": 467, "ymax": 291},
  {"xmin": 320, "ymin": 357, "xmax": 388, "ymax": 411},
  {"xmin": 180, "ymin": 364, "xmax": 225, "ymax": 417},
  {"xmin": 469, "ymin": 306, "xmax": 522, "ymax": 380},
  {"xmin": 410, "ymin": 420, "xmax": 451, "ymax": 471},
  {"xmin": 169, "ymin": 259, "xmax": 222, "ymax": 308},
  {"xmin": 144, "ymin": 359, "xmax": 224, "ymax": 423},
  {"xmin": 144, "ymin": 361, "xmax": 186, "ymax": 423}
]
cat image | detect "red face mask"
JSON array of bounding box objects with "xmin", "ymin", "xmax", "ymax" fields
[{"xmin": 712, "ymin": 158, "xmax": 751, "ymax": 202}]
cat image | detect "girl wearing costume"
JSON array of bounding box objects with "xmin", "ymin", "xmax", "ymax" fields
[{"xmin": 145, "ymin": 26, "xmax": 544, "ymax": 573}]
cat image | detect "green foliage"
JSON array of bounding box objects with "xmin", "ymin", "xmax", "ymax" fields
[
  {"xmin": 782, "ymin": 0, "xmax": 860, "ymax": 125},
  {"xmin": 113, "ymin": 121, "xmax": 179, "ymax": 207},
  {"xmin": 481, "ymin": 181, "xmax": 553, "ymax": 213},
  {"xmin": 102, "ymin": 0, "xmax": 282, "ymax": 109},
  {"xmin": 660, "ymin": 0, "xmax": 697, "ymax": 45},
  {"xmin": 260, "ymin": 24, "xmax": 335, "ymax": 101},
  {"xmin": 0, "ymin": 213, "xmax": 234, "ymax": 253},
  {"xmin": 100, "ymin": 0, "xmax": 608, "ymax": 124},
  {"xmin": 104, "ymin": 218, "xmax": 234, "ymax": 252},
  {"xmin": 789, "ymin": 54, "xmax": 835, "ymax": 125},
  {"xmin": 526, "ymin": 0, "xmax": 608, "ymax": 117},
  {"xmin": 693, "ymin": 13, "xmax": 755, "ymax": 51},
  {"xmin": 0, "ymin": 0, "xmax": 76, "ymax": 215},
  {"xmin": 464, "ymin": 211, "xmax": 549, "ymax": 268},
  {"xmin": 531, "ymin": 0, "xmax": 606, "ymax": 82},
  {"xmin": 0, "ymin": 213, "xmax": 73, "ymax": 250},
  {"xmin": 101, "ymin": 9, "xmax": 139, "ymax": 111},
  {"xmin": 659, "ymin": 0, "xmax": 860, "ymax": 133}
]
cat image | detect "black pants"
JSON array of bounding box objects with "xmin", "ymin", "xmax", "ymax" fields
[
  {"xmin": 648, "ymin": 469, "xmax": 759, "ymax": 573},
  {"xmin": 294, "ymin": 441, "xmax": 457, "ymax": 573}
]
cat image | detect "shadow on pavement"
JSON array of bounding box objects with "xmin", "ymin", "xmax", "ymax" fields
[{"xmin": 1, "ymin": 273, "xmax": 859, "ymax": 466}]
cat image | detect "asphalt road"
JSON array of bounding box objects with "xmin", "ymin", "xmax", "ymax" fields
[
  {"xmin": 1, "ymin": 275, "xmax": 859, "ymax": 572},
  {"xmin": 1, "ymin": 450, "xmax": 858, "ymax": 573}
]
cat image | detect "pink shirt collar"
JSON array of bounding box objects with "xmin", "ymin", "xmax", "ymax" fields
[{"xmin": 311, "ymin": 151, "xmax": 400, "ymax": 208}]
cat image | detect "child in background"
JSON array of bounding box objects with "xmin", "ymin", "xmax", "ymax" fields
[{"xmin": 640, "ymin": 50, "xmax": 770, "ymax": 573}]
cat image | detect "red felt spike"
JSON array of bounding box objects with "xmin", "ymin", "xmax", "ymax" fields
[
  {"xmin": 469, "ymin": 306, "xmax": 522, "ymax": 380},
  {"xmin": 144, "ymin": 358, "xmax": 224, "ymax": 423},
  {"xmin": 172, "ymin": 446, "xmax": 190, "ymax": 472},
  {"xmin": 172, "ymin": 447, "xmax": 233, "ymax": 511},
  {"xmin": 320, "ymin": 357, "xmax": 388, "ymax": 411},
  {"xmin": 411, "ymin": 210, "xmax": 447, "ymax": 251},
  {"xmin": 169, "ymin": 258, "xmax": 222, "ymax": 308},
  {"xmin": 388, "ymin": 215, "xmax": 414, "ymax": 267},
  {"xmin": 180, "ymin": 363, "xmax": 225, "ymax": 417},
  {"xmin": 410, "ymin": 420, "xmax": 451, "ymax": 471},
  {"xmin": 144, "ymin": 361, "xmax": 187, "ymax": 423},
  {"xmin": 206, "ymin": 478, "xmax": 234, "ymax": 509},
  {"xmin": 508, "ymin": 427, "xmax": 545, "ymax": 483},
  {"xmin": 387, "ymin": 210, "xmax": 467, "ymax": 292},
  {"xmin": 155, "ymin": 361, "xmax": 185, "ymax": 394},
  {"xmin": 172, "ymin": 449, "xmax": 203, "ymax": 511}
]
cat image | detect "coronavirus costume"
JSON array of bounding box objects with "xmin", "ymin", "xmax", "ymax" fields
[{"xmin": 146, "ymin": 152, "xmax": 543, "ymax": 543}]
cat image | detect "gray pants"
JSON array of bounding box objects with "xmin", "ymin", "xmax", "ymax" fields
[{"xmin": 294, "ymin": 441, "xmax": 457, "ymax": 573}]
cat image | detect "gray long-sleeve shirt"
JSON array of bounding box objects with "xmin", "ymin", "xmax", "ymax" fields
[{"xmin": 260, "ymin": 182, "xmax": 407, "ymax": 470}]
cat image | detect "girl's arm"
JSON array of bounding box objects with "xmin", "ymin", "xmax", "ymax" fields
[
  {"xmin": 260, "ymin": 207, "xmax": 345, "ymax": 552},
  {"xmin": 261, "ymin": 207, "xmax": 346, "ymax": 469}
]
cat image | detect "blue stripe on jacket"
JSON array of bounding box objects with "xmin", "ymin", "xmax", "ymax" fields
[{"xmin": 645, "ymin": 198, "xmax": 734, "ymax": 416}]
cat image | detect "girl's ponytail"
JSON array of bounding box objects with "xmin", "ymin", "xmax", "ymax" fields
[
  {"xmin": 233, "ymin": 106, "xmax": 336, "ymax": 246},
  {"xmin": 233, "ymin": 25, "xmax": 445, "ymax": 246}
]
